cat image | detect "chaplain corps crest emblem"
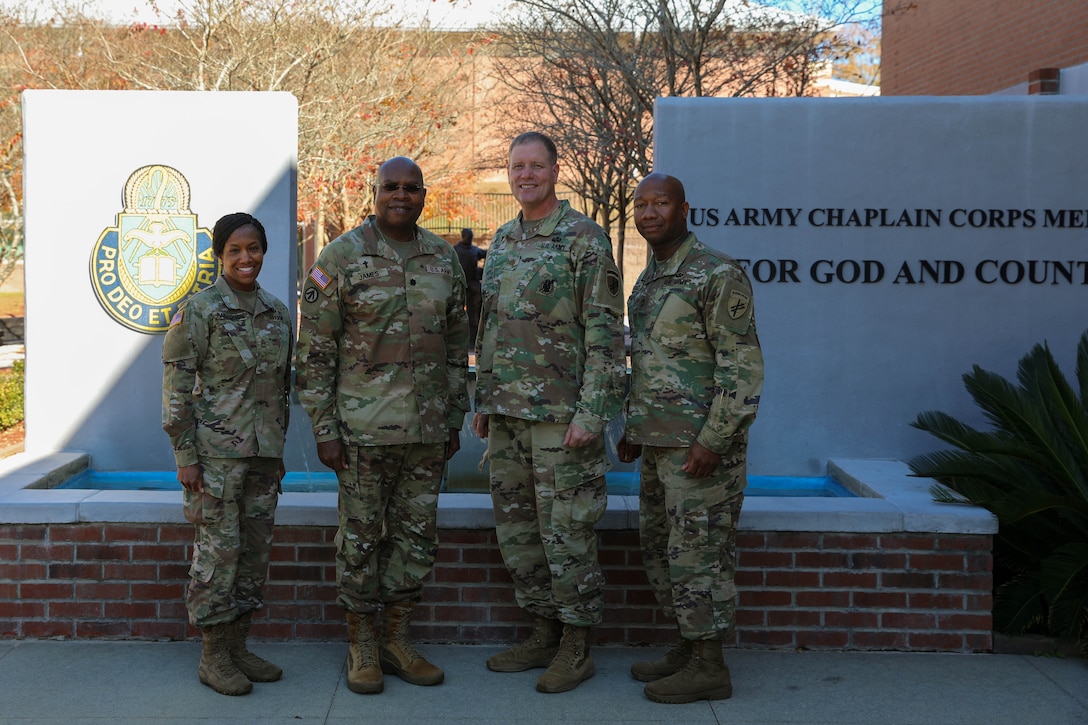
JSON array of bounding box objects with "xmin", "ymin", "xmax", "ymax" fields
[{"xmin": 90, "ymin": 165, "xmax": 218, "ymax": 333}]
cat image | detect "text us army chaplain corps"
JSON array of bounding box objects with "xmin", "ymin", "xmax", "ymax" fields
[{"xmin": 689, "ymin": 207, "xmax": 1088, "ymax": 228}]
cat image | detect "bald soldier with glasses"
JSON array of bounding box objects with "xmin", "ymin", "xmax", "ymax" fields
[{"xmin": 296, "ymin": 157, "xmax": 470, "ymax": 695}]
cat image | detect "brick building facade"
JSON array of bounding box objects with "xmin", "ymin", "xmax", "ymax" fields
[{"xmin": 882, "ymin": 0, "xmax": 1088, "ymax": 95}]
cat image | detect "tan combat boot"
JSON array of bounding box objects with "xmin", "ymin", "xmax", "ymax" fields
[
  {"xmin": 643, "ymin": 638, "xmax": 733, "ymax": 704},
  {"xmin": 486, "ymin": 616, "xmax": 563, "ymax": 672},
  {"xmin": 535, "ymin": 624, "xmax": 595, "ymax": 694},
  {"xmin": 346, "ymin": 611, "xmax": 384, "ymax": 694},
  {"xmin": 198, "ymin": 623, "xmax": 253, "ymax": 696},
  {"xmin": 630, "ymin": 635, "xmax": 693, "ymax": 682},
  {"xmin": 227, "ymin": 613, "xmax": 283, "ymax": 682},
  {"xmin": 379, "ymin": 602, "xmax": 444, "ymax": 686}
]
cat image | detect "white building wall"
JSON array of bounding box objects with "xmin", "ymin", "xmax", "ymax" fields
[
  {"xmin": 653, "ymin": 96, "xmax": 1088, "ymax": 474},
  {"xmin": 22, "ymin": 90, "xmax": 298, "ymax": 470}
]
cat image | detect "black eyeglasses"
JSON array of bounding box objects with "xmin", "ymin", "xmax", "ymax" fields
[{"xmin": 379, "ymin": 182, "xmax": 425, "ymax": 194}]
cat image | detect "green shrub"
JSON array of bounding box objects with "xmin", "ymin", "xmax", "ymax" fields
[
  {"xmin": 908, "ymin": 333, "xmax": 1088, "ymax": 657},
  {"xmin": 0, "ymin": 360, "xmax": 24, "ymax": 430}
]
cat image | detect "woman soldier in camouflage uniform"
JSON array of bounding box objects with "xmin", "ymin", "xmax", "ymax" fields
[{"xmin": 162, "ymin": 213, "xmax": 294, "ymax": 696}]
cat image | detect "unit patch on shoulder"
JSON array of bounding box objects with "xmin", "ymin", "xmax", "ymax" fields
[
  {"xmin": 716, "ymin": 283, "xmax": 754, "ymax": 335},
  {"xmin": 726, "ymin": 289, "xmax": 750, "ymax": 320},
  {"xmin": 606, "ymin": 270, "xmax": 621, "ymax": 297}
]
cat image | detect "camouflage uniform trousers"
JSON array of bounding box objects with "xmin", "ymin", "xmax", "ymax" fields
[
  {"xmin": 638, "ymin": 443, "xmax": 745, "ymax": 640},
  {"xmin": 184, "ymin": 456, "xmax": 281, "ymax": 628},
  {"xmin": 488, "ymin": 415, "xmax": 608, "ymax": 627},
  {"xmin": 335, "ymin": 442, "xmax": 446, "ymax": 613}
]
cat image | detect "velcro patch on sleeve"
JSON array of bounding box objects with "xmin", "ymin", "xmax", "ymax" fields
[
  {"xmin": 606, "ymin": 270, "xmax": 621, "ymax": 298},
  {"xmin": 309, "ymin": 265, "xmax": 332, "ymax": 289},
  {"xmin": 592, "ymin": 267, "xmax": 625, "ymax": 315},
  {"xmin": 716, "ymin": 281, "xmax": 754, "ymax": 335}
]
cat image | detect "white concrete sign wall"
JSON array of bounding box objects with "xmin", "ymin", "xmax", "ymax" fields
[
  {"xmin": 653, "ymin": 96, "xmax": 1088, "ymax": 475},
  {"xmin": 23, "ymin": 90, "xmax": 298, "ymax": 470}
]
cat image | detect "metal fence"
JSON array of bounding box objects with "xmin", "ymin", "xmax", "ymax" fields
[
  {"xmin": 417, "ymin": 191, "xmax": 647, "ymax": 292},
  {"xmin": 419, "ymin": 191, "xmax": 578, "ymax": 239}
]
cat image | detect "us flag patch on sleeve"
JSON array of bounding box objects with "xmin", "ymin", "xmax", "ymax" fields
[
  {"xmin": 309, "ymin": 265, "xmax": 331, "ymax": 289},
  {"xmin": 168, "ymin": 310, "xmax": 184, "ymax": 327}
]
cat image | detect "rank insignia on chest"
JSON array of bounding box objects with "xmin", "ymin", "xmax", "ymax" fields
[{"xmin": 540, "ymin": 278, "xmax": 557, "ymax": 295}]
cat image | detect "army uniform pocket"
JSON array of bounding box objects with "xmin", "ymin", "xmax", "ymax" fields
[
  {"xmin": 188, "ymin": 545, "xmax": 216, "ymax": 584},
  {"xmin": 650, "ymin": 294, "xmax": 702, "ymax": 351},
  {"xmin": 553, "ymin": 458, "xmax": 608, "ymax": 525}
]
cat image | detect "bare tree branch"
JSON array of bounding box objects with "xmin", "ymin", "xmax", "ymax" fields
[{"xmin": 488, "ymin": 0, "xmax": 882, "ymax": 266}]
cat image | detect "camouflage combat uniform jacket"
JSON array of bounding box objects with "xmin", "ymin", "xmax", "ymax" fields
[
  {"xmin": 162, "ymin": 275, "xmax": 293, "ymax": 468},
  {"xmin": 625, "ymin": 232, "xmax": 763, "ymax": 452},
  {"xmin": 295, "ymin": 216, "xmax": 470, "ymax": 446},
  {"xmin": 475, "ymin": 200, "xmax": 625, "ymax": 434}
]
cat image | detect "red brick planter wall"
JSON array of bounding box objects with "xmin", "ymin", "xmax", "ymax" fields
[{"xmin": 0, "ymin": 523, "xmax": 993, "ymax": 652}]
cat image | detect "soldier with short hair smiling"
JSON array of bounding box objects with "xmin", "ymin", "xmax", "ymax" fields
[
  {"xmin": 162, "ymin": 212, "xmax": 293, "ymax": 697},
  {"xmin": 618, "ymin": 172, "xmax": 763, "ymax": 705},
  {"xmin": 295, "ymin": 157, "xmax": 469, "ymax": 695},
  {"xmin": 473, "ymin": 131, "xmax": 626, "ymax": 694}
]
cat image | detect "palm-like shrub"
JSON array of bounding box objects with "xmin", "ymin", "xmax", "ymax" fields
[{"xmin": 908, "ymin": 333, "xmax": 1088, "ymax": 656}]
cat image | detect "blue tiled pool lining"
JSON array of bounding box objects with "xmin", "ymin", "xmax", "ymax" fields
[
  {"xmin": 0, "ymin": 452, "xmax": 997, "ymax": 535},
  {"xmin": 55, "ymin": 469, "xmax": 856, "ymax": 498}
]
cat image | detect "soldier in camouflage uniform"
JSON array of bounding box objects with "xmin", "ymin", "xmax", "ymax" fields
[
  {"xmin": 617, "ymin": 173, "xmax": 763, "ymax": 704},
  {"xmin": 162, "ymin": 212, "xmax": 293, "ymax": 697},
  {"xmin": 473, "ymin": 132, "xmax": 626, "ymax": 694},
  {"xmin": 295, "ymin": 157, "xmax": 469, "ymax": 695}
]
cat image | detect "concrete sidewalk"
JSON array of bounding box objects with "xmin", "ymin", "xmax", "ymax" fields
[{"xmin": 0, "ymin": 640, "xmax": 1085, "ymax": 724}]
